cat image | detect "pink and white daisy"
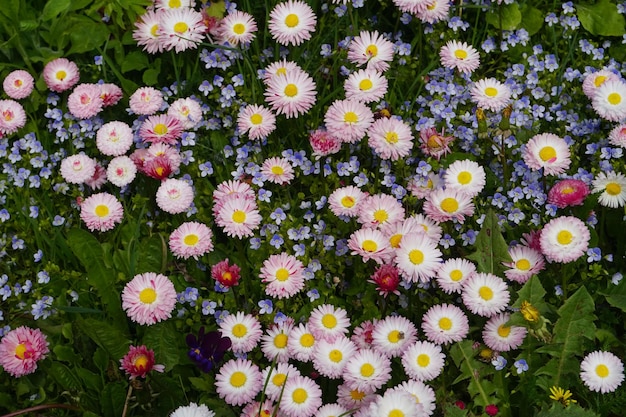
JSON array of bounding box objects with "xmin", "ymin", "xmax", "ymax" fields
[
  {"xmin": 482, "ymin": 313, "xmax": 527, "ymax": 352},
  {"xmin": 85, "ymin": 163, "xmax": 108, "ymax": 190},
  {"xmin": 156, "ymin": 178, "xmax": 194, "ymax": 214},
  {"xmin": 261, "ymin": 323, "xmax": 294, "ymax": 363},
  {"xmin": 60, "ymin": 154, "xmax": 97, "ymax": 184},
  {"xmin": 381, "ymin": 217, "xmax": 423, "ymax": 249},
  {"xmin": 214, "ymin": 194, "xmax": 262, "ymax": 238},
  {"xmin": 260, "ymin": 252, "xmax": 305, "ymax": 299},
  {"xmin": 547, "ymin": 179, "xmax": 590, "ymax": 208},
  {"xmin": 67, "ymin": 84, "xmax": 104, "ymax": 119},
  {"xmin": 168, "ymin": 221, "xmax": 213, "ymax": 260},
  {"xmin": 344, "ymin": 69, "xmax": 388, "ymax": 103},
  {"xmin": 416, "ymin": 0, "xmax": 450, "ymax": 24},
  {"xmin": 43, "ymin": 58, "xmax": 80, "ymax": 92},
  {"xmin": 539, "ymin": 216, "xmax": 590, "ymax": 263},
  {"xmin": 318, "ymin": 404, "xmax": 349, "ymax": 417},
  {"xmin": 168, "ymin": 97, "xmax": 203, "ymax": 130},
  {"xmin": 357, "ymin": 193, "xmax": 405, "ymax": 227},
  {"xmin": 170, "ymin": 403, "xmax": 215, "ymax": 417},
  {"xmin": 592, "ymin": 79, "xmax": 626, "ymax": 122},
  {"xmin": 99, "ymin": 83, "xmax": 123, "ymax": 107},
  {"xmin": 159, "ymin": 7, "xmax": 206, "ymax": 53},
  {"xmin": 268, "ymin": 0, "xmax": 317, "ymax": 46},
  {"xmin": 211, "ymin": 259, "xmax": 241, "ymax": 288},
  {"xmin": 392, "ymin": 379, "xmax": 437, "ymax": 417},
  {"xmin": 461, "ymin": 272, "xmax": 510, "ymax": 317},
  {"xmin": 119, "ymin": 345, "xmax": 165, "ymax": 379},
  {"xmin": 421, "ymin": 303, "xmax": 469, "ymax": 345},
  {"xmin": 96, "ymin": 121, "xmax": 134, "ymax": 156},
  {"xmin": 0, "ymin": 99, "xmax": 26, "ymax": 135},
  {"xmin": 580, "ymin": 351, "xmax": 625, "ymax": 394},
  {"xmin": 261, "ymin": 362, "xmax": 301, "ymax": 401},
  {"xmin": 328, "ymin": 185, "xmax": 367, "ymax": 217},
  {"xmin": 80, "ymin": 192, "xmax": 124, "ymax": 232},
  {"xmin": 470, "ymin": 77, "xmax": 511, "ymax": 112},
  {"xmin": 139, "ymin": 114, "xmax": 184, "ymax": 145},
  {"xmin": 435, "ymin": 257, "xmax": 476, "ymax": 294},
  {"xmin": 121, "ymin": 272, "xmax": 177, "ymax": 325},
  {"xmin": 423, "ymin": 187, "xmax": 475, "ymax": 223},
  {"xmin": 3, "ymin": 70, "xmax": 34, "ymax": 100},
  {"xmin": 107, "ymin": 155, "xmax": 137, "ymax": 187},
  {"xmin": 129, "ymin": 86, "xmax": 164, "ymax": 115},
  {"xmin": 444, "ymin": 159, "xmax": 486, "ymax": 197},
  {"xmin": 582, "ymin": 69, "xmax": 620, "ymax": 98},
  {"xmin": 348, "ymin": 30, "xmax": 395, "ymax": 72},
  {"xmin": 279, "ymin": 375, "xmax": 322, "ymax": 417},
  {"xmin": 371, "ymin": 315, "xmax": 418, "ymax": 358},
  {"xmin": 219, "ymin": 312, "xmax": 263, "ymax": 354},
  {"xmin": 351, "ymin": 319, "xmax": 378, "ymax": 350},
  {"xmin": 217, "ymin": 10, "xmax": 257, "ymax": 46},
  {"xmin": 344, "ymin": 348, "xmax": 392, "ymax": 392},
  {"xmin": 261, "ymin": 157, "xmax": 295, "ymax": 185},
  {"xmin": 523, "ymin": 133, "xmax": 571, "ymax": 176},
  {"xmin": 215, "ymin": 358, "xmax": 263, "ymax": 406},
  {"xmin": 212, "ymin": 180, "xmax": 256, "ymax": 206},
  {"xmin": 348, "ymin": 227, "xmax": 394, "ymax": 264},
  {"xmin": 439, "ymin": 40, "xmax": 480, "ymax": 74},
  {"xmin": 237, "ymin": 104, "xmax": 277, "ymax": 140},
  {"xmin": 409, "ymin": 213, "xmax": 444, "ymax": 242},
  {"xmin": 154, "ymin": 0, "xmax": 196, "ymax": 9},
  {"xmin": 392, "ymin": 0, "xmax": 435, "ymax": 15},
  {"xmin": 368, "ymin": 389, "xmax": 422, "ymax": 417},
  {"xmin": 312, "ymin": 336, "xmax": 357, "ymax": 379},
  {"xmin": 288, "ymin": 323, "xmax": 317, "ymax": 362},
  {"xmin": 309, "ymin": 129, "xmax": 342, "ymax": 158},
  {"xmin": 262, "ymin": 59, "xmax": 303, "ymax": 83},
  {"xmin": 324, "ymin": 99, "xmax": 374, "ymax": 144},
  {"xmin": 503, "ymin": 245, "xmax": 545, "ymax": 284},
  {"xmin": 133, "ymin": 9, "xmax": 165, "ymax": 54},
  {"xmin": 264, "ymin": 68, "xmax": 317, "ymax": 119},
  {"xmin": 367, "ymin": 117, "xmax": 414, "ymax": 160},
  {"xmin": 401, "ymin": 340, "xmax": 445, "ymax": 382},
  {"xmin": 308, "ymin": 304, "xmax": 351, "ymax": 342},
  {"xmin": 609, "ymin": 123, "xmax": 626, "ymax": 148},
  {"xmin": 592, "ymin": 171, "xmax": 626, "ymax": 208},
  {"xmin": 336, "ymin": 382, "xmax": 377, "ymax": 412},
  {"xmin": 0, "ymin": 326, "xmax": 49, "ymax": 377},
  {"xmin": 395, "ymin": 232, "xmax": 443, "ymax": 283},
  {"xmin": 419, "ymin": 126, "xmax": 454, "ymax": 160}
]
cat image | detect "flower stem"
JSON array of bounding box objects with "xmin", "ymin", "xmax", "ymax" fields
[
  {"xmin": 121, "ymin": 384, "xmax": 134, "ymax": 417},
  {"xmin": 1, "ymin": 404, "xmax": 81, "ymax": 417}
]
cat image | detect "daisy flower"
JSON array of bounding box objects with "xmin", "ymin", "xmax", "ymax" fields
[
  {"xmin": 107, "ymin": 155, "xmax": 138, "ymax": 187},
  {"xmin": 262, "ymin": 362, "xmax": 301, "ymax": 401},
  {"xmin": 288, "ymin": 323, "xmax": 317, "ymax": 362},
  {"xmin": 0, "ymin": 99, "xmax": 27, "ymax": 135},
  {"xmin": 119, "ymin": 345, "xmax": 165, "ymax": 379},
  {"xmin": 309, "ymin": 129, "xmax": 342, "ymax": 158},
  {"xmin": 0, "ymin": 326, "xmax": 49, "ymax": 377},
  {"xmin": 336, "ymin": 382, "xmax": 377, "ymax": 411},
  {"xmin": 592, "ymin": 79, "xmax": 626, "ymax": 122},
  {"xmin": 351, "ymin": 319, "xmax": 378, "ymax": 351},
  {"xmin": 168, "ymin": 221, "xmax": 214, "ymax": 260},
  {"xmin": 121, "ymin": 272, "xmax": 177, "ymax": 325},
  {"xmin": 347, "ymin": 30, "xmax": 395, "ymax": 72},
  {"xmin": 482, "ymin": 313, "xmax": 527, "ymax": 352},
  {"xmin": 260, "ymin": 252, "xmax": 305, "ymax": 299},
  {"xmin": 444, "ymin": 159, "xmax": 486, "ymax": 197},
  {"xmin": 409, "ymin": 213, "xmax": 444, "ymax": 242},
  {"xmin": 435, "ymin": 257, "xmax": 477, "ymax": 294},
  {"xmin": 369, "ymin": 389, "xmax": 422, "ymax": 417},
  {"xmin": 67, "ymin": 83, "xmax": 104, "ymax": 119},
  {"xmin": 261, "ymin": 157, "xmax": 295, "ymax": 185},
  {"xmin": 154, "ymin": 0, "xmax": 196, "ymax": 9},
  {"xmin": 211, "ymin": 259, "xmax": 241, "ymax": 288},
  {"xmin": 348, "ymin": 227, "xmax": 394, "ymax": 264},
  {"xmin": 609, "ymin": 123, "xmax": 626, "ymax": 148},
  {"xmin": 592, "ymin": 171, "xmax": 626, "ymax": 208},
  {"xmin": 308, "ymin": 304, "xmax": 351, "ymax": 342},
  {"xmin": 159, "ymin": 7, "xmax": 206, "ymax": 53},
  {"xmin": 523, "ymin": 133, "xmax": 571, "ymax": 176},
  {"xmin": 85, "ymin": 163, "xmax": 108, "ymax": 190},
  {"xmin": 156, "ymin": 178, "xmax": 195, "ymax": 215},
  {"xmin": 503, "ymin": 245, "xmax": 545, "ymax": 284},
  {"xmin": 392, "ymin": 0, "xmax": 434, "ymax": 15},
  {"xmin": 214, "ymin": 195, "xmax": 262, "ymax": 238},
  {"xmin": 129, "ymin": 86, "xmax": 164, "ymax": 115},
  {"xmin": 392, "ymin": 379, "xmax": 437, "ymax": 417},
  {"xmin": 324, "ymin": 99, "xmax": 375, "ymax": 144},
  {"xmin": 395, "ymin": 232, "xmax": 443, "ymax": 283},
  {"xmin": 580, "ymin": 351, "xmax": 625, "ymax": 394},
  {"xmin": 357, "ymin": 193, "xmax": 405, "ymax": 227},
  {"xmin": 43, "ymin": 57, "xmax": 80, "ymax": 92},
  {"xmin": 418, "ymin": 126, "xmax": 454, "ymax": 160},
  {"xmin": 268, "ymin": 0, "xmax": 317, "ymax": 46},
  {"xmin": 462, "ymin": 272, "xmax": 510, "ymax": 317},
  {"xmin": 264, "ymin": 68, "xmax": 317, "ymax": 119},
  {"xmin": 133, "ymin": 9, "xmax": 165, "ymax": 54},
  {"xmin": 328, "ymin": 185, "xmax": 367, "ymax": 217},
  {"xmin": 240, "ymin": 401, "xmax": 275, "ymax": 417},
  {"xmin": 215, "ymin": 358, "xmax": 263, "ymax": 406},
  {"xmin": 262, "ymin": 59, "xmax": 303, "ymax": 83},
  {"xmin": 470, "ymin": 77, "xmax": 511, "ymax": 112},
  {"xmin": 80, "ymin": 192, "xmax": 124, "ymax": 232},
  {"xmin": 439, "ymin": 40, "xmax": 480, "ymax": 74},
  {"xmin": 96, "ymin": 121, "xmax": 134, "ymax": 156},
  {"xmin": 344, "ymin": 69, "xmax": 388, "ymax": 103},
  {"xmin": 60, "ymin": 154, "xmax": 97, "ymax": 184},
  {"xmin": 582, "ymin": 69, "xmax": 620, "ymax": 98},
  {"xmin": 368, "ymin": 264, "xmax": 401, "ymax": 297},
  {"xmin": 139, "ymin": 114, "xmax": 184, "ymax": 145},
  {"xmin": 547, "ymin": 179, "xmax": 590, "ymax": 208},
  {"xmin": 261, "ymin": 322, "xmax": 293, "ymax": 363},
  {"xmin": 212, "ymin": 179, "xmax": 256, "ymax": 205},
  {"xmin": 237, "ymin": 104, "xmax": 277, "ymax": 140},
  {"xmin": 539, "ymin": 216, "xmax": 590, "ymax": 263},
  {"xmin": 318, "ymin": 404, "xmax": 349, "ymax": 417},
  {"xmin": 3, "ymin": 70, "xmax": 34, "ymax": 100},
  {"xmin": 170, "ymin": 403, "xmax": 215, "ymax": 417},
  {"xmin": 312, "ymin": 336, "xmax": 357, "ymax": 379},
  {"xmin": 371, "ymin": 315, "xmax": 418, "ymax": 358},
  {"xmin": 344, "ymin": 348, "xmax": 392, "ymax": 392},
  {"xmin": 416, "ymin": 0, "xmax": 450, "ymax": 24},
  {"xmin": 279, "ymin": 375, "xmax": 323, "ymax": 417},
  {"xmin": 423, "ymin": 187, "xmax": 475, "ymax": 223},
  {"xmin": 99, "ymin": 83, "xmax": 123, "ymax": 107},
  {"xmin": 401, "ymin": 340, "xmax": 445, "ymax": 382},
  {"xmin": 421, "ymin": 303, "xmax": 469, "ymax": 345},
  {"xmin": 219, "ymin": 311, "xmax": 263, "ymax": 354},
  {"xmin": 217, "ymin": 10, "xmax": 257, "ymax": 46},
  {"xmin": 367, "ymin": 117, "xmax": 414, "ymax": 160},
  {"xmin": 168, "ymin": 97, "xmax": 203, "ymax": 130},
  {"xmin": 381, "ymin": 217, "xmax": 422, "ymax": 249}
]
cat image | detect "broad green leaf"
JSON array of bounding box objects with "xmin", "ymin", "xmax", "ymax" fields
[
  {"xmin": 135, "ymin": 233, "xmax": 168, "ymax": 275},
  {"xmin": 77, "ymin": 318, "xmax": 131, "ymax": 361},
  {"xmin": 142, "ymin": 320, "xmax": 183, "ymax": 371},
  {"xmin": 49, "ymin": 362, "xmax": 82, "ymax": 391},
  {"xmin": 143, "ymin": 68, "xmax": 161, "ymax": 85},
  {"xmin": 537, "ymin": 403, "xmax": 600, "ymax": 417},
  {"xmin": 486, "ymin": 3, "xmax": 522, "ymax": 31},
  {"xmin": 101, "ymin": 382, "xmax": 127, "ymax": 417},
  {"xmin": 189, "ymin": 376, "xmax": 213, "ymax": 392},
  {"xmin": 76, "ymin": 367, "xmax": 103, "ymax": 392},
  {"xmin": 121, "ymin": 50, "xmax": 149, "ymax": 73},
  {"xmin": 520, "ymin": 5, "xmax": 544, "ymax": 36},
  {"xmin": 450, "ymin": 340, "xmax": 496, "ymax": 407},
  {"xmin": 42, "ymin": 0, "xmax": 71, "ymax": 21},
  {"xmin": 67, "ymin": 19, "xmax": 111, "ymax": 55},
  {"xmin": 53, "ymin": 345, "xmax": 82, "ymax": 365},
  {"xmin": 93, "ymin": 347, "xmax": 109, "ymax": 373},
  {"xmin": 599, "ymin": 278, "xmax": 626, "ymax": 312},
  {"xmin": 0, "ymin": 1, "xmax": 19, "ymax": 22},
  {"xmin": 466, "ymin": 209, "xmax": 511, "ymax": 276},
  {"xmin": 577, "ymin": 0, "xmax": 626, "ymax": 37}
]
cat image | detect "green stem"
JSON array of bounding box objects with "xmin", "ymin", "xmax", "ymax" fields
[{"xmin": 1, "ymin": 404, "xmax": 81, "ymax": 417}]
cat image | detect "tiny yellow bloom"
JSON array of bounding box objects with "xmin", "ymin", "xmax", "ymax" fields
[
  {"xmin": 549, "ymin": 386, "xmax": 577, "ymax": 406},
  {"xmin": 520, "ymin": 300, "xmax": 540, "ymax": 323}
]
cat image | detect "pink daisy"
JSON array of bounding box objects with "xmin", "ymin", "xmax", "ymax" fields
[
  {"xmin": 237, "ymin": 104, "xmax": 277, "ymax": 140},
  {"xmin": 539, "ymin": 216, "xmax": 590, "ymax": 263},
  {"xmin": 80, "ymin": 192, "xmax": 124, "ymax": 232},
  {"xmin": 416, "ymin": 0, "xmax": 450, "ymax": 23},
  {"xmin": 409, "ymin": 213, "xmax": 444, "ymax": 242},
  {"xmin": 99, "ymin": 83, "xmax": 123, "ymax": 107},
  {"xmin": 371, "ymin": 315, "xmax": 418, "ymax": 358},
  {"xmin": 309, "ymin": 128, "xmax": 342, "ymax": 158},
  {"xmin": 168, "ymin": 221, "xmax": 214, "ymax": 260},
  {"xmin": 154, "ymin": 0, "xmax": 196, "ymax": 9},
  {"xmin": 503, "ymin": 245, "xmax": 545, "ymax": 284},
  {"xmin": 214, "ymin": 194, "xmax": 262, "ymax": 238},
  {"xmin": 419, "ymin": 126, "xmax": 454, "ymax": 160},
  {"xmin": 351, "ymin": 319, "xmax": 378, "ymax": 351},
  {"xmin": 348, "ymin": 227, "xmax": 394, "ymax": 264},
  {"xmin": 401, "ymin": 340, "xmax": 445, "ymax": 382},
  {"xmin": 344, "ymin": 69, "xmax": 388, "ymax": 103},
  {"xmin": 394, "ymin": 232, "xmax": 443, "ymax": 283},
  {"xmin": 328, "ymin": 185, "xmax": 367, "ymax": 218},
  {"xmin": 168, "ymin": 97, "xmax": 203, "ymax": 130},
  {"xmin": 470, "ymin": 78, "xmax": 511, "ymax": 112},
  {"xmin": 609, "ymin": 123, "xmax": 626, "ymax": 148},
  {"xmin": 357, "ymin": 193, "xmax": 405, "ymax": 227},
  {"xmin": 288, "ymin": 323, "xmax": 317, "ymax": 362},
  {"xmin": 268, "ymin": 0, "xmax": 317, "ymax": 46},
  {"xmin": 343, "ymin": 348, "xmax": 392, "ymax": 392},
  {"xmin": 336, "ymin": 382, "xmax": 377, "ymax": 412},
  {"xmin": 582, "ymin": 69, "xmax": 620, "ymax": 99},
  {"xmin": 262, "ymin": 363, "xmax": 301, "ymax": 401},
  {"xmin": 264, "ymin": 68, "xmax": 317, "ymax": 119},
  {"xmin": 67, "ymin": 83, "xmax": 104, "ymax": 119},
  {"xmin": 262, "ymin": 59, "xmax": 303, "ymax": 83},
  {"xmin": 60, "ymin": 154, "xmax": 97, "ymax": 184},
  {"xmin": 439, "ymin": 40, "xmax": 480, "ymax": 74},
  {"xmin": 219, "ymin": 312, "xmax": 263, "ymax": 354},
  {"xmin": 133, "ymin": 9, "xmax": 165, "ymax": 54},
  {"xmin": 435, "ymin": 257, "xmax": 476, "ymax": 294},
  {"xmin": 129, "ymin": 86, "xmax": 164, "ymax": 115},
  {"xmin": 159, "ymin": 7, "xmax": 206, "ymax": 53},
  {"xmin": 43, "ymin": 58, "xmax": 80, "ymax": 92},
  {"xmin": 392, "ymin": 379, "xmax": 436, "ymax": 416},
  {"xmin": 308, "ymin": 304, "xmax": 351, "ymax": 342},
  {"xmin": 392, "ymin": 0, "xmax": 435, "ymax": 14},
  {"xmin": 547, "ymin": 179, "xmax": 590, "ymax": 208},
  {"xmin": 96, "ymin": 121, "xmax": 134, "ymax": 156},
  {"xmin": 217, "ymin": 10, "xmax": 258, "ymax": 46},
  {"xmin": 211, "ymin": 259, "xmax": 241, "ymax": 288},
  {"xmin": 212, "ymin": 179, "xmax": 256, "ymax": 206},
  {"xmin": 0, "ymin": 99, "xmax": 27, "ymax": 135},
  {"xmin": 3, "ymin": 70, "xmax": 34, "ymax": 100},
  {"xmin": 522, "ymin": 133, "xmax": 571, "ymax": 176},
  {"xmin": 156, "ymin": 178, "xmax": 195, "ymax": 214},
  {"xmin": 279, "ymin": 374, "xmax": 323, "ymax": 417},
  {"xmin": 107, "ymin": 155, "xmax": 137, "ymax": 187},
  {"xmin": 261, "ymin": 157, "xmax": 295, "ymax": 185},
  {"xmin": 461, "ymin": 272, "xmax": 510, "ymax": 317},
  {"xmin": 139, "ymin": 114, "xmax": 184, "ymax": 145},
  {"xmin": 482, "ymin": 313, "xmax": 527, "ymax": 352},
  {"xmin": 260, "ymin": 252, "xmax": 306, "ymax": 299},
  {"xmin": 140, "ymin": 143, "xmax": 183, "ymax": 180},
  {"xmin": 119, "ymin": 345, "xmax": 165, "ymax": 379},
  {"xmin": 423, "ymin": 187, "xmax": 475, "ymax": 223},
  {"xmin": 421, "ymin": 303, "xmax": 469, "ymax": 345},
  {"xmin": 369, "ymin": 264, "xmax": 401, "ymax": 297},
  {"xmin": 348, "ymin": 30, "xmax": 395, "ymax": 72},
  {"xmin": 0, "ymin": 326, "xmax": 49, "ymax": 377},
  {"xmin": 592, "ymin": 79, "xmax": 626, "ymax": 122},
  {"xmin": 381, "ymin": 216, "xmax": 423, "ymax": 249},
  {"xmin": 312, "ymin": 336, "xmax": 357, "ymax": 379},
  {"xmin": 261, "ymin": 322, "xmax": 293, "ymax": 363},
  {"xmin": 121, "ymin": 272, "xmax": 177, "ymax": 325},
  {"xmin": 324, "ymin": 99, "xmax": 374, "ymax": 144},
  {"xmin": 215, "ymin": 358, "xmax": 263, "ymax": 406},
  {"xmin": 85, "ymin": 163, "xmax": 108, "ymax": 190},
  {"xmin": 367, "ymin": 117, "xmax": 414, "ymax": 160}
]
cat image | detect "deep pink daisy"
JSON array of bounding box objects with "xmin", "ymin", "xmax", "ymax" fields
[
  {"xmin": 139, "ymin": 114, "xmax": 185, "ymax": 145},
  {"xmin": 547, "ymin": 179, "xmax": 589, "ymax": 208},
  {"xmin": 0, "ymin": 326, "xmax": 49, "ymax": 377},
  {"xmin": 119, "ymin": 345, "xmax": 165, "ymax": 379}
]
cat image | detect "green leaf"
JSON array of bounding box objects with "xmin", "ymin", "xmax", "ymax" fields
[
  {"xmin": 49, "ymin": 362, "xmax": 82, "ymax": 391},
  {"xmin": 142, "ymin": 320, "xmax": 182, "ymax": 371},
  {"xmin": 450, "ymin": 340, "xmax": 497, "ymax": 408},
  {"xmin": 486, "ymin": 3, "xmax": 522, "ymax": 31},
  {"xmin": 520, "ymin": 5, "xmax": 544, "ymax": 36},
  {"xmin": 101, "ymin": 382, "xmax": 127, "ymax": 417},
  {"xmin": 577, "ymin": 0, "xmax": 626, "ymax": 37},
  {"xmin": 42, "ymin": 0, "xmax": 71, "ymax": 21},
  {"xmin": 466, "ymin": 209, "xmax": 511, "ymax": 276},
  {"xmin": 189, "ymin": 376, "xmax": 213, "ymax": 392},
  {"xmin": 53, "ymin": 345, "xmax": 82, "ymax": 365},
  {"xmin": 67, "ymin": 18, "xmax": 111, "ymax": 55},
  {"xmin": 77, "ymin": 318, "xmax": 131, "ymax": 361},
  {"xmin": 93, "ymin": 347, "xmax": 110, "ymax": 373},
  {"xmin": 599, "ymin": 278, "xmax": 626, "ymax": 312},
  {"xmin": 143, "ymin": 68, "xmax": 161, "ymax": 85},
  {"xmin": 135, "ymin": 233, "xmax": 168, "ymax": 275},
  {"xmin": 121, "ymin": 50, "xmax": 150, "ymax": 73},
  {"xmin": 537, "ymin": 403, "xmax": 600, "ymax": 417},
  {"xmin": 76, "ymin": 367, "xmax": 103, "ymax": 392},
  {"xmin": 0, "ymin": 1, "xmax": 19, "ymax": 22},
  {"xmin": 508, "ymin": 275, "xmax": 548, "ymax": 327}
]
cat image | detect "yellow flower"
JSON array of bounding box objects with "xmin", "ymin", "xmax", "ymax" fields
[
  {"xmin": 549, "ymin": 386, "xmax": 577, "ymax": 406},
  {"xmin": 520, "ymin": 301, "xmax": 540, "ymax": 323}
]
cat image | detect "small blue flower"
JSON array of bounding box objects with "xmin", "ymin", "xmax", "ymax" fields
[
  {"xmin": 258, "ymin": 299, "xmax": 273, "ymax": 315},
  {"xmin": 514, "ymin": 359, "xmax": 528, "ymax": 374},
  {"xmin": 612, "ymin": 273, "xmax": 623, "ymax": 285},
  {"xmin": 307, "ymin": 289, "xmax": 320, "ymax": 302},
  {"xmin": 492, "ymin": 355, "xmax": 507, "ymax": 371}
]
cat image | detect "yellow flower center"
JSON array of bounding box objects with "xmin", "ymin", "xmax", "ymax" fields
[
  {"xmin": 169, "ymin": 0, "xmax": 181, "ymax": 7},
  {"xmin": 55, "ymin": 70, "xmax": 67, "ymax": 81},
  {"xmin": 479, "ymin": 286, "xmax": 494, "ymax": 301},
  {"xmin": 329, "ymin": 349, "xmax": 343, "ymax": 363},
  {"xmin": 594, "ymin": 75, "xmax": 607, "ymax": 87},
  {"xmin": 272, "ymin": 373, "xmax": 287, "ymax": 387},
  {"xmin": 389, "ymin": 233, "xmax": 402, "ymax": 248},
  {"xmin": 183, "ymin": 234, "xmax": 199, "ymax": 246},
  {"xmin": 366, "ymin": 44, "xmax": 378, "ymax": 57},
  {"xmin": 230, "ymin": 371, "xmax": 247, "ymax": 388},
  {"xmin": 341, "ymin": 195, "xmax": 355, "ymax": 208},
  {"xmin": 360, "ymin": 363, "xmax": 375, "ymax": 377},
  {"xmin": 344, "ymin": 111, "xmax": 358, "ymax": 123},
  {"xmin": 387, "ymin": 330, "xmax": 402, "ymax": 343},
  {"xmin": 173, "ymin": 22, "xmax": 188, "ymax": 34},
  {"xmin": 232, "ymin": 210, "xmax": 246, "ymax": 224},
  {"xmin": 362, "ymin": 239, "xmax": 378, "ymax": 252},
  {"xmin": 389, "ymin": 410, "xmax": 405, "ymax": 417},
  {"xmin": 153, "ymin": 123, "xmax": 168, "ymax": 136},
  {"xmin": 274, "ymin": 333, "xmax": 288, "ymax": 348},
  {"xmin": 276, "ymin": 67, "xmax": 287, "ymax": 76},
  {"xmin": 276, "ymin": 268, "xmax": 290, "ymax": 282},
  {"xmin": 440, "ymin": 197, "xmax": 459, "ymax": 213},
  {"xmin": 457, "ymin": 171, "xmax": 472, "ymax": 185},
  {"xmin": 373, "ymin": 209, "xmax": 388, "ymax": 223},
  {"xmin": 133, "ymin": 354, "xmax": 149, "ymax": 369},
  {"xmin": 15, "ymin": 343, "xmax": 28, "ymax": 360},
  {"xmin": 450, "ymin": 269, "xmax": 463, "ymax": 282},
  {"xmin": 139, "ymin": 288, "xmax": 157, "ymax": 304},
  {"xmin": 271, "ymin": 165, "xmax": 285, "ymax": 175},
  {"xmin": 556, "ymin": 230, "xmax": 573, "ymax": 245},
  {"xmin": 516, "ymin": 259, "xmax": 531, "ymax": 271},
  {"xmin": 250, "ymin": 113, "xmax": 263, "ymax": 125},
  {"xmin": 285, "ymin": 13, "xmax": 299, "ymax": 28},
  {"xmin": 322, "ymin": 313, "xmax": 337, "ymax": 329},
  {"xmin": 232, "ymin": 323, "xmax": 248, "ymax": 338},
  {"xmin": 539, "ymin": 146, "xmax": 557, "ymax": 162},
  {"xmin": 409, "ymin": 249, "xmax": 424, "ymax": 265},
  {"xmin": 606, "ymin": 182, "xmax": 621, "ymax": 196},
  {"xmin": 596, "ymin": 364, "xmax": 609, "ymax": 378},
  {"xmin": 454, "ymin": 49, "xmax": 468, "ymax": 59},
  {"xmin": 292, "ymin": 387, "xmax": 308, "ymax": 404},
  {"xmin": 484, "ymin": 87, "xmax": 498, "ymax": 97},
  {"xmin": 150, "ymin": 24, "xmax": 159, "ymax": 37},
  {"xmin": 233, "ymin": 23, "xmax": 245, "ymax": 35},
  {"xmin": 14, "ymin": 79, "xmax": 23, "ymax": 87},
  {"xmin": 284, "ymin": 83, "xmax": 298, "ymax": 97},
  {"xmin": 95, "ymin": 204, "xmax": 109, "ymax": 218},
  {"xmin": 359, "ymin": 79, "xmax": 373, "ymax": 91},
  {"xmin": 560, "ymin": 186, "xmax": 575, "ymax": 195},
  {"xmin": 497, "ymin": 324, "xmax": 511, "ymax": 338},
  {"xmin": 385, "ymin": 132, "xmax": 399, "ymax": 144},
  {"xmin": 439, "ymin": 317, "xmax": 452, "ymax": 330},
  {"xmin": 417, "ymin": 354, "xmax": 430, "ymax": 367},
  {"xmin": 300, "ymin": 333, "xmax": 315, "ymax": 347},
  {"xmin": 350, "ymin": 389, "xmax": 366, "ymax": 400},
  {"xmin": 608, "ymin": 92, "xmax": 622, "ymax": 105}
]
